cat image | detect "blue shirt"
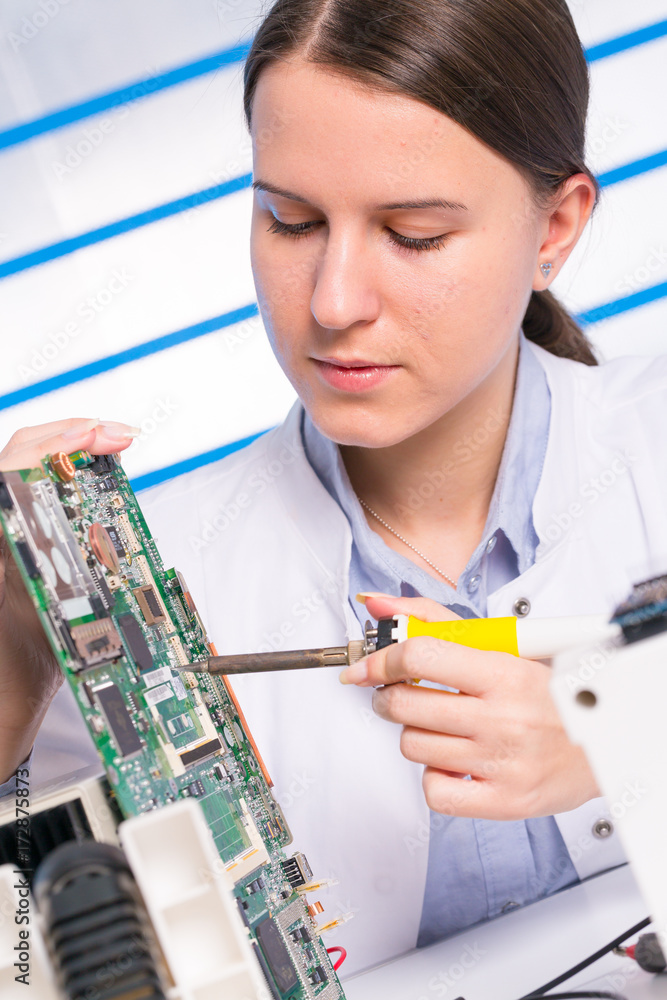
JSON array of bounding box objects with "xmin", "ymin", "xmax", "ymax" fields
[{"xmin": 302, "ymin": 331, "xmax": 579, "ymax": 945}]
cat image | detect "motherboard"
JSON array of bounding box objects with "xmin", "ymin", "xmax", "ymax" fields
[{"xmin": 0, "ymin": 449, "xmax": 346, "ymax": 1000}]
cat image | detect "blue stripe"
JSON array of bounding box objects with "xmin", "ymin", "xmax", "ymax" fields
[
  {"xmin": 0, "ymin": 173, "xmax": 252, "ymax": 279},
  {"xmin": 0, "ymin": 302, "xmax": 259, "ymax": 410},
  {"xmin": 585, "ymin": 18, "xmax": 667, "ymax": 62},
  {"xmin": 1, "ymin": 279, "xmax": 666, "ymax": 415},
  {"xmin": 0, "ymin": 41, "xmax": 252, "ymax": 152},
  {"xmin": 598, "ymin": 148, "xmax": 667, "ymax": 188},
  {"xmin": 576, "ymin": 280, "xmax": 667, "ymax": 326},
  {"xmin": 133, "ymin": 429, "xmax": 272, "ymax": 492}
]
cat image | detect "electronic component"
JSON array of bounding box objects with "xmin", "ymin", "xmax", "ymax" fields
[
  {"xmin": 88, "ymin": 522, "xmax": 121, "ymax": 573},
  {"xmin": 282, "ymin": 852, "xmax": 313, "ymax": 889},
  {"xmin": 179, "ymin": 738, "xmax": 222, "ymax": 767},
  {"xmin": 70, "ymin": 619, "xmax": 122, "ymax": 669},
  {"xmin": 186, "ymin": 780, "xmax": 205, "ymax": 798},
  {"xmin": 133, "ymin": 584, "xmax": 167, "ymax": 626},
  {"xmin": 310, "ymin": 966, "xmax": 328, "ymax": 985},
  {"xmin": 49, "ymin": 452, "xmax": 76, "ymax": 481},
  {"xmin": 0, "ymin": 454, "xmax": 345, "ymax": 1000},
  {"xmin": 255, "ymin": 917, "xmax": 298, "ymax": 995},
  {"xmin": 117, "ymin": 612, "xmax": 154, "ymax": 673},
  {"xmin": 94, "ymin": 683, "xmax": 143, "ymax": 758}
]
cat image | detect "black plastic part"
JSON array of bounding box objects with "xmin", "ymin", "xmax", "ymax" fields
[
  {"xmin": 15, "ymin": 540, "xmax": 41, "ymax": 579},
  {"xmin": 88, "ymin": 454, "xmax": 118, "ymax": 474},
  {"xmin": 33, "ymin": 841, "xmax": 165, "ymax": 1000},
  {"xmin": 0, "ymin": 799, "xmax": 94, "ymax": 887},
  {"xmin": 117, "ymin": 611, "xmax": 154, "ymax": 673},
  {"xmin": 0, "ymin": 475, "xmax": 11, "ymax": 509},
  {"xmin": 634, "ymin": 933, "xmax": 667, "ymax": 973},
  {"xmin": 376, "ymin": 615, "xmax": 398, "ymax": 650},
  {"xmin": 179, "ymin": 738, "xmax": 222, "ymax": 766}
]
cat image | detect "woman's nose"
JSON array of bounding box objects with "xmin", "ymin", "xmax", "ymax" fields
[{"xmin": 310, "ymin": 231, "xmax": 381, "ymax": 331}]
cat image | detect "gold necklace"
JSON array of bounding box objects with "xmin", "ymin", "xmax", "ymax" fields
[{"xmin": 357, "ymin": 496, "xmax": 458, "ymax": 588}]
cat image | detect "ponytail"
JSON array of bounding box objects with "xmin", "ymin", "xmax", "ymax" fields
[{"xmin": 522, "ymin": 289, "xmax": 597, "ymax": 365}]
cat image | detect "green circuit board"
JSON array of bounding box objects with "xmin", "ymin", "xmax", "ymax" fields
[{"xmin": 0, "ymin": 450, "xmax": 345, "ymax": 1000}]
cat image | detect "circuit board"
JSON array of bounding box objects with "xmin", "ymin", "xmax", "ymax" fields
[{"xmin": 0, "ymin": 450, "xmax": 346, "ymax": 1000}]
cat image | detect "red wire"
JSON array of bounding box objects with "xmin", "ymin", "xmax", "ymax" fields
[{"xmin": 327, "ymin": 946, "xmax": 347, "ymax": 971}]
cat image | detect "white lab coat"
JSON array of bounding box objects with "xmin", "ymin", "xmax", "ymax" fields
[{"xmin": 32, "ymin": 340, "xmax": 667, "ymax": 975}]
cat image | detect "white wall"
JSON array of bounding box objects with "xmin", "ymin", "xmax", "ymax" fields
[{"xmin": 0, "ymin": 0, "xmax": 665, "ymax": 489}]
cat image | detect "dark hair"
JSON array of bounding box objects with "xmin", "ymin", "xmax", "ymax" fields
[{"xmin": 244, "ymin": 0, "xmax": 598, "ymax": 365}]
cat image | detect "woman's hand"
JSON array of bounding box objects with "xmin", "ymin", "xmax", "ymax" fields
[
  {"xmin": 340, "ymin": 592, "xmax": 601, "ymax": 820},
  {"xmin": 0, "ymin": 417, "xmax": 138, "ymax": 782}
]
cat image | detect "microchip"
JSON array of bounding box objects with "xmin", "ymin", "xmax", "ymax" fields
[
  {"xmin": 70, "ymin": 618, "xmax": 122, "ymax": 669},
  {"xmin": 255, "ymin": 917, "xmax": 298, "ymax": 995},
  {"xmin": 94, "ymin": 683, "xmax": 142, "ymax": 758},
  {"xmin": 186, "ymin": 780, "xmax": 205, "ymax": 798},
  {"xmin": 117, "ymin": 612, "xmax": 154, "ymax": 673},
  {"xmin": 132, "ymin": 585, "xmax": 166, "ymax": 626},
  {"xmin": 106, "ymin": 526, "xmax": 126, "ymax": 559},
  {"xmin": 178, "ymin": 739, "xmax": 222, "ymax": 767}
]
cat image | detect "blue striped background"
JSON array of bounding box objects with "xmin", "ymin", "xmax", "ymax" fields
[{"xmin": 1, "ymin": 7, "xmax": 666, "ymax": 491}]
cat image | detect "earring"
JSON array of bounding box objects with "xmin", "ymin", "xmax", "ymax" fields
[{"xmin": 540, "ymin": 262, "xmax": 553, "ymax": 280}]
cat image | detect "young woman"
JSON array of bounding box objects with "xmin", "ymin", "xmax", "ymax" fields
[{"xmin": 2, "ymin": 0, "xmax": 666, "ymax": 976}]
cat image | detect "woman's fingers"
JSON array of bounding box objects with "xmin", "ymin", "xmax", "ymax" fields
[
  {"xmin": 0, "ymin": 419, "xmax": 139, "ymax": 471},
  {"xmin": 358, "ymin": 591, "xmax": 460, "ymax": 624},
  {"xmin": 341, "ymin": 635, "xmax": 502, "ymax": 696},
  {"xmin": 372, "ymin": 682, "xmax": 480, "ymax": 737}
]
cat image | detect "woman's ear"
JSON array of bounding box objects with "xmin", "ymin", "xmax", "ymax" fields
[{"xmin": 534, "ymin": 174, "xmax": 597, "ymax": 290}]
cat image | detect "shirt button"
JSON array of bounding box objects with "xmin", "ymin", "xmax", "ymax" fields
[
  {"xmin": 593, "ymin": 819, "xmax": 614, "ymax": 839},
  {"xmin": 467, "ymin": 574, "xmax": 482, "ymax": 593},
  {"xmin": 485, "ymin": 536, "xmax": 497, "ymax": 554},
  {"xmin": 513, "ymin": 597, "xmax": 531, "ymax": 617}
]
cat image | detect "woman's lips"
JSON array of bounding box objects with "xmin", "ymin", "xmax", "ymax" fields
[{"xmin": 312, "ymin": 358, "xmax": 400, "ymax": 393}]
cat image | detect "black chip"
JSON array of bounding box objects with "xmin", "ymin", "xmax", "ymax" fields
[
  {"xmin": 94, "ymin": 683, "xmax": 142, "ymax": 758},
  {"xmin": 0, "ymin": 476, "xmax": 12, "ymax": 508},
  {"xmin": 312, "ymin": 965, "xmax": 328, "ymax": 985},
  {"xmin": 117, "ymin": 612, "xmax": 154, "ymax": 673},
  {"xmin": 187, "ymin": 780, "xmax": 205, "ymax": 798},
  {"xmin": 255, "ymin": 917, "xmax": 298, "ymax": 995},
  {"xmin": 179, "ymin": 739, "xmax": 221, "ymax": 767},
  {"xmin": 106, "ymin": 526, "xmax": 126, "ymax": 558},
  {"xmin": 15, "ymin": 541, "xmax": 40, "ymax": 579}
]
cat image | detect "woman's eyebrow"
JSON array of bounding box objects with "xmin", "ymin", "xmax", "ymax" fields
[{"xmin": 252, "ymin": 179, "xmax": 468, "ymax": 213}]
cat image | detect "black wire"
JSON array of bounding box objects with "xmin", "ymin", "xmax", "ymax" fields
[
  {"xmin": 535, "ymin": 994, "xmax": 627, "ymax": 999},
  {"xmin": 520, "ymin": 916, "xmax": 651, "ymax": 998}
]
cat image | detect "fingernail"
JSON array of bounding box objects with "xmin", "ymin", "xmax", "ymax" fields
[
  {"xmin": 62, "ymin": 418, "xmax": 100, "ymax": 439},
  {"xmin": 339, "ymin": 659, "xmax": 368, "ymax": 685},
  {"xmin": 98, "ymin": 422, "xmax": 141, "ymax": 440},
  {"xmin": 355, "ymin": 591, "xmax": 394, "ymax": 603}
]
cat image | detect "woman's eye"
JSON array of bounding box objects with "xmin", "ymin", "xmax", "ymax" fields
[
  {"xmin": 267, "ymin": 217, "xmax": 320, "ymax": 239},
  {"xmin": 386, "ymin": 228, "xmax": 452, "ymax": 253}
]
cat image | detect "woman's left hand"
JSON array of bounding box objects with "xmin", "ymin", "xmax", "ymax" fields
[{"xmin": 340, "ymin": 593, "xmax": 601, "ymax": 820}]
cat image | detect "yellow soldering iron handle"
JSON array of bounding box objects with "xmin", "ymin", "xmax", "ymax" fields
[{"xmin": 395, "ymin": 614, "xmax": 520, "ymax": 656}]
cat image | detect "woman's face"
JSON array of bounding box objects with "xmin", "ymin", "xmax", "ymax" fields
[{"xmin": 250, "ymin": 60, "xmax": 549, "ymax": 448}]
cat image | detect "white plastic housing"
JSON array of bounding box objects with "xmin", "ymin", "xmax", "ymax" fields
[
  {"xmin": 552, "ymin": 629, "xmax": 667, "ymax": 949},
  {"xmin": 119, "ymin": 798, "xmax": 271, "ymax": 1000}
]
